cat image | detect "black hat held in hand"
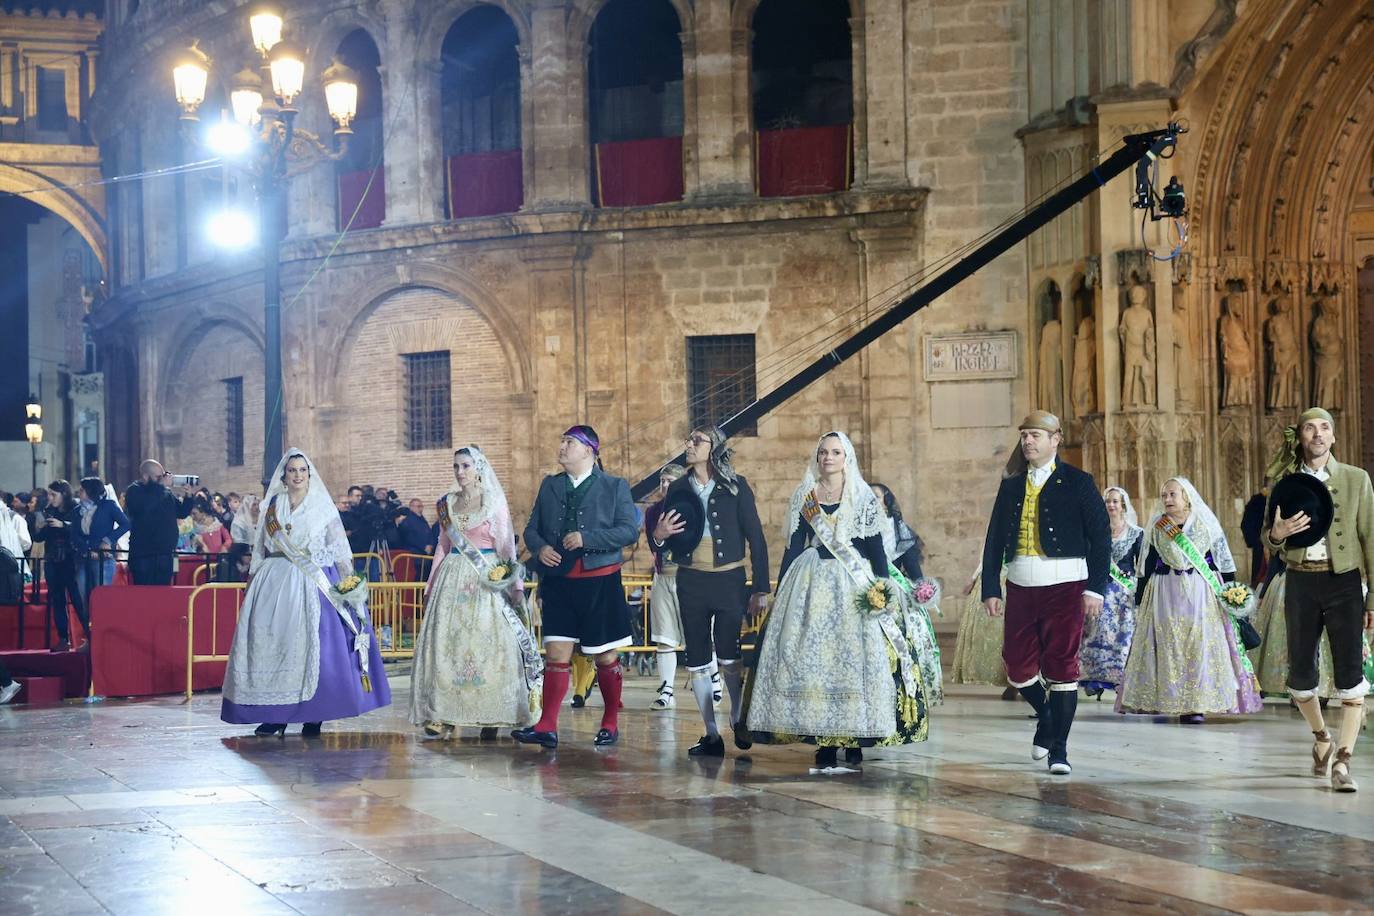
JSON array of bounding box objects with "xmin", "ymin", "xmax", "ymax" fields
[{"xmin": 1268, "ymin": 473, "xmax": 1334, "ymax": 550}]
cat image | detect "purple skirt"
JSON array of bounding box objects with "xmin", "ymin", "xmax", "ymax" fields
[{"xmin": 221, "ymin": 578, "xmax": 392, "ymax": 725}]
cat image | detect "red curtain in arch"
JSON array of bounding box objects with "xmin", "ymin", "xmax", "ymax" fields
[
  {"xmin": 338, "ymin": 165, "xmax": 386, "ymax": 230},
  {"xmin": 594, "ymin": 136, "xmax": 684, "ymax": 207},
  {"xmin": 755, "ymin": 124, "xmax": 852, "ymax": 198},
  {"xmin": 448, "ymin": 149, "xmax": 524, "ymax": 218}
]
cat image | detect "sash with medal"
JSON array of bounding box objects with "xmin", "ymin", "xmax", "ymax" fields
[
  {"xmin": 438, "ymin": 495, "xmax": 543, "ymax": 694},
  {"xmin": 1108, "ymin": 561, "xmax": 1135, "ymax": 592},
  {"xmin": 264, "ymin": 497, "xmax": 373, "ymax": 691},
  {"xmin": 801, "ymin": 491, "xmax": 923, "ymax": 701}
]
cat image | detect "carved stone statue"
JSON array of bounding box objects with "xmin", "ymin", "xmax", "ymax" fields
[
  {"xmin": 1265, "ymin": 295, "xmax": 1301, "ymax": 410},
  {"xmin": 1038, "ymin": 316, "xmax": 1065, "ymax": 420},
  {"xmin": 1174, "ymin": 299, "xmax": 1196, "ymax": 408},
  {"xmin": 1119, "ymin": 283, "xmax": 1156, "ymax": 408},
  {"xmin": 1071, "ymin": 314, "xmax": 1096, "ymax": 415},
  {"xmin": 1310, "ymin": 296, "xmax": 1344, "ymax": 409},
  {"xmin": 1219, "ymin": 295, "xmax": 1253, "ymax": 408}
]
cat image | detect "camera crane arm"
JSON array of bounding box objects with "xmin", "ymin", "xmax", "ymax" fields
[{"xmin": 629, "ymin": 124, "xmax": 1186, "ymax": 500}]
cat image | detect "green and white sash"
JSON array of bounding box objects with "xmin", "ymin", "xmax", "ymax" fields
[
  {"xmin": 439, "ymin": 496, "xmax": 542, "ymax": 693},
  {"xmin": 1155, "ymin": 517, "xmax": 1256, "ymax": 677},
  {"xmin": 264, "ymin": 498, "xmax": 372, "ymax": 691},
  {"xmin": 802, "ymin": 492, "xmax": 920, "ymax": 700},
  {"xmin": 1108, "ymin": 561, "xmax": 1134, "ymax": 592},
  {"xmin": 1155, "ymin": 517, "xmax": 1226, "ymax": 598}
]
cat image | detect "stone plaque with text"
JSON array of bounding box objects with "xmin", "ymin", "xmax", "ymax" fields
[{"xmin": 924, "ymin": 332, "xmax": 1018, "ymax": 381}]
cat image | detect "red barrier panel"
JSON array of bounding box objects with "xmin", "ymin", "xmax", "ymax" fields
[
  {"xmin": 756, "ymin": 124, "xmax": 851, "ymax": 198},
  {"xmin": 0, "ymin": 603, "xmax": 80, "ymax": 650},
  {"xmin": 338, "ymin": 165, "xmax": 386, "ymax": 230},
  {"xmin": 448, "ymin": 149, "xmax": 523, "ymax": 218},
  {"xmin": 595, "ymin": 136, "xmax": 683, "ymax": 207},
  {"xmin": 90, "ymin": 585, "xmax": 239, "ymax": 697}
]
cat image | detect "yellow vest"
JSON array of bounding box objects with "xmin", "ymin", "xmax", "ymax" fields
[{"xmin": 1016, "ymin": 470, "xmax": 1048, "ymax": 557}]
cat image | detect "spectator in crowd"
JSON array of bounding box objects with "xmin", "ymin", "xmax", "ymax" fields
[
  {"xmin": 75, "ymin": 477, "xmax": 130, "ymax": 607},
  {"xmin": 342, "ymin": 486, "xmax": 386, "ymax": 577},
  {"xmin": 124, "ymin": 459, "xmax": 193, "ymax": 585},
  {"xmin": 391, "ymin": 502, "xmax": 434, "ymax": 555},
  {"xmin": 192, "ymin": 498, "xmax": 232, "ymax": 554},
  {"xmin": 34, "ymin": 479, "xmax": 89, "ymax": 652},
  {"xmin": 211, "ymin": 493, "xmax": 233, "ymax": 528},
  {"xmin": 0, "ymin": 490, "xmax": 33, "ymax": 585}
]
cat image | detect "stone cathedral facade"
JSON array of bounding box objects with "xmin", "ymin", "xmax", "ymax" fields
[{"xmin": 79, "ymin": 0, "xmax": 1374, "ymax": 590}]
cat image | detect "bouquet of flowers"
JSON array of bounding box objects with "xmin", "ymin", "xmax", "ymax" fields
[
  {"xmin": 1218, "ymin": 582, "xmax": 1255, "ymax": 619},
  {"xmin": 331, "ymin": 573, "xmax": 368, "ymax": 610},
  {"xmin": 911, "ymin": 576, "xmax": 942, "ymax": 613},
  {"xmin": 855, "ymin": 579, "xmax": 899, "ymax": 617},
  {"xmin": 481, "ymin": 560, "xmax": 523, "ymax": 591}
]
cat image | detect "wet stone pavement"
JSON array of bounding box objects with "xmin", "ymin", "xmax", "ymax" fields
[{"xmin": 1, "ymin": 671, "xmax": 1371, "ymax": 914}]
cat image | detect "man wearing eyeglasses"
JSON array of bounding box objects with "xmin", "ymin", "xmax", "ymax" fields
[{"xmin": 652, "ymin": 426, "xmax": 770, "ymax": 757}]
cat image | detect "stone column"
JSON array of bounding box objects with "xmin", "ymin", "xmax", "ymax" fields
[
  {"xmin": 685, "ymin": 0, "xmax": 750, "ymax": 198},
  {"xmin": 853, "ymin": 2, "xmax": 909, "ymax": 188},
  {"xmin": 525, "ymin": 2, "xmax": 588, "ymax": 210},
  {"xmin": 375, "ymin": 2, "xmax": 434, "ymax": 226}
]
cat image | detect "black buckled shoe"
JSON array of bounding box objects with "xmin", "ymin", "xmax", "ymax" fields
[
  {"xmin": 688, "ymin": 734, "xmax": 725, "ymax": 757},
  {"xmin": 593, "ymin": 728, "xmax": 619, "ymax": 747},
  {"xmin": 732, "ymin": 723, "xmax": 753, "ymax": 751},
  {"xmin": 844, "ymin": 747, "xmax": 863, "ymax": 766},
  {"xmin": 511, "ymin": 727, "xmax": 558, "ymax": 749},
  {"xmin": 301, "ymin": 722, "xmax": 322, "ymax": 738},
  {"xmin": 254, "ymin": 723, "xmax": 286, "ymax": 737}
]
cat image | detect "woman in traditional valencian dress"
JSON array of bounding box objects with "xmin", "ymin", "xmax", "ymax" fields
[
  {"xmin": 872, "ymin": 482, "xmax": 943, "ymax": 705},
  {"xmin": 410, "ymin": 446, "xmax": 541, "ymax": 739},
  {"xmin": 1077, "ymin": 486, "xmax": 1144, "ymax": 697},
  {"xmin": 1117, "ymin": 477, "xmax": 1262, "ymax": 724},
  {"xmin": 745, "ymin": 432, "xmax": 928, "ymax": 771},
  {"xmin": 950, "ymin": 558, "xmax": 1015, "ymax": 697},
  {"xmin": 222, "ymin": 450, "xmax": 392, "ymax": 736}
]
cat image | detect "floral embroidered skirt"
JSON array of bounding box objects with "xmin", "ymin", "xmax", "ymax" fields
[
  {"xmin": 1117, "ymin": 571, "xmax": 1262, "ymax": 716},
  {"xmin": 744, "ymin": 549, "xmax": 928, "ymax": 747},
  {"xmin": 950, "ymin": 577, "xmax": 1007, "ymax": 686},
  {"xmin": 408, "ymin": 553, "xmax": 537, "ymax": 729},
  {"xmin": 1077, "ymin": 579, "xmax": 1136, "ymax": 690}
]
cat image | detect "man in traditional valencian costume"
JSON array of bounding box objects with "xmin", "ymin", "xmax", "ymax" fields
[
  {"xmin": 514, "ymin": 426, "xmax": 640, "ymax": 749},
  {"xmin": 1263, "ymin": 407, "xmax": 1374, "ymax": 792},
  {"xmin": 981, "ymin": 411, "xmax": 1110, "ymax": 775},
  {"xmin": 650, "ymin": 427, "xmax": 769, "ymax": 757}
]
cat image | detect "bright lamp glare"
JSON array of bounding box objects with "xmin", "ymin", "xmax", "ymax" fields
[
  {"xmin": 206, "ymin": 119, "xmax": 251, "ymax": 157},
  {"xmin": 207, "ymin": 210, "xmax": 258, "ymax": 250}
]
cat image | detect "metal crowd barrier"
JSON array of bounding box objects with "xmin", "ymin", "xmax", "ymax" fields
[{"xmin": 184, "ymin": 570, "xmax": 770, "ymax": 699}]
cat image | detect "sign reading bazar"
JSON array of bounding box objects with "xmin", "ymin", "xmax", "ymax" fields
[{"xmin": 923, "ymin": 331, "xmax": 1018, "ymax": 382}]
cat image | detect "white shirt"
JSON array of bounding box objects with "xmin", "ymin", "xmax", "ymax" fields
[
  {"xmin": 568, "ymin": 468, "xmax": 593, "ymax": 490},
  {"xmin": 0, "ymin": 508, "xmax": 32, "ymax": 562},
  {"xmin": 1301, "ymin": 463, "xmax": 1331, "ymax": 563},
  {"xmin": 689, "ymin": 475, "xmax": 715, "ymax": 540},
  {"xmin": 1004, "ymin": 460, "xmax": 1100, "ymax": 597}
]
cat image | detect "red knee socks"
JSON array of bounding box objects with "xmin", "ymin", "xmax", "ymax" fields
[
  {"xmin": 597, "ymin": 661, "xmax": 623, "ymax": 733},
  {"xmin": 535, "ymin": 662, "xmax": 571, "ymax": 733}
]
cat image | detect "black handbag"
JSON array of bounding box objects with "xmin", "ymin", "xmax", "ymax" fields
[{"xmin": 1234, "ymin": 615, "xmax": 1262, "ymax": 651}]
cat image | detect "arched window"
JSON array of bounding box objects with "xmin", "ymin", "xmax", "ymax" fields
[
  {"xmin": 441, "ymin": 5, "xmax": 523, "ymax": 218},
  {"xmin": 335, "ymin": 29, "xmax": 385, "ymax": 230},
  {"xmin": 751, "ymin": 0, "xmax": 853, "ymax": 197},
  {"xmin": 587, "ymin": 0, "xmax": 683, "ymax": 207}
]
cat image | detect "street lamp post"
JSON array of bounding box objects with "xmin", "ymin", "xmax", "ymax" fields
[
  {"xmin": 171, "ymin": 4, "xmax": 358, "ymax": 486},
  {"xmin": 24, "ymin": 396, "xmax": 42, "ymax": 491}
]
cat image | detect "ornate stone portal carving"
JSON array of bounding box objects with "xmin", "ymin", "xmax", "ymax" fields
[
  {"xmin": 1218, "ymin": 294, "xmax": 1254, "ymax": 408},
  {"xmin": 1264, "ymin": 295, "xmax": 1301, "ymax": 410},
  {"xmin": 1119, "ymin": 283, "xmax": 1156, "ymax": 408},
  {"xmin": 1037, "ymin": 283, "xmax": 1065, "ymax": 417},
  {"xmin": 1309, "ymin": 296, "xmax": 1344, "ymax": 409}
]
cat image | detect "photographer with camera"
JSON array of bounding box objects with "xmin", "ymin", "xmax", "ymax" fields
[{"xmin": 124, "ymin": 459, "xmax": 194, "ymax": 585}]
